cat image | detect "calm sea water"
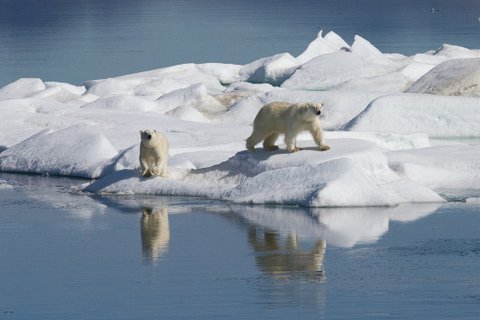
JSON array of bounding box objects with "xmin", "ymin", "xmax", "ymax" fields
[
  {"xmin": 1, "ymin": 0, "xmax": 479, "ymax": 87},
  {"xmin": 1, "ymin": 173, "xmax": 480, "ymax": 319}
]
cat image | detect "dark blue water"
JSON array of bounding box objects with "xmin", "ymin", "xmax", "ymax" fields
[
  {"xmin": 1, "ymin": 173, "xmax": 480, "ymax": 319},
  {"xmin": 1, "ymin": 0, "xmax": 479, "ymax": 86}
]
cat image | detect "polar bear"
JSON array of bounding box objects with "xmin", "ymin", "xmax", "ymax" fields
[
  {"xmin": 246, "ymin": 101, "xmax": 330, "ymax": 152},
  {"xmin": 139, "ymin": 129, "xmax": 169, "ymax": 177}
]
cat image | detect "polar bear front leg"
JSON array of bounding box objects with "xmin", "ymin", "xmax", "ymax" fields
[
  {"xmin": 140, "ymin": 156, "xmax": 151, "ymax": 177},
  {"xmin": 285, "ymin": 127, "xmax": 301, "ymax": 152},
  {"xmin": 158, "ymin": 158, "xmax": 168, "ymax": 177},
  {"xmin": 309, "ymin": 120, "xmax": 330, "ymax": 151},
  {"xmin": 149, "ymin": 154, "xmax": 168, "ymax": 177},
  {"xmin": 150, "ymin": 157, "xmax": 161, "ymax": 176}
]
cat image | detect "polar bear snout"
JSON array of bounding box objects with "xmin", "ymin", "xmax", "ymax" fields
[
  {"xmin": 305, "ymin": 102, "xmax": 323, "ymax": 117},
  {"xmin": 140, "ymin": 129, "xmax": 155, "ymax": 142}
]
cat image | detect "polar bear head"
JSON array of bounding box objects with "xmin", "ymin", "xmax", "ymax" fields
[
  {"xmin": 299, "ymin": 102, "xmax": 324, "ymax": 121},
  {"xmin": 140, "ymin": 129, "xmax": 160, "ymax": 148}
]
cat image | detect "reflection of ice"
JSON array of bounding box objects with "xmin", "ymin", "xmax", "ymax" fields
[
  {"xmin": 0, "ymin": 179, "xmax": 13, "ymax": 189},
  {"xmin": 88, "ymin": 193, "xmax": 189, "ymax": 215},
  {"xmin": 0, "ymin": 173, "xmax": 105, "ymax": 220},
  {"xmin": 387, "ymin": 203, "xmax": 442, "ymax": 222},
  {"xmin": 141, "ymin": 207, "xmax": 170, "ymax": 265},
  {"xmin": 313, "ymin": 208, "xmax": 389, "ymax": 247},
  {"xmin": 90, "ymin": 194, "xmax": 170, "ymax": 214},
  {"xmin": 466, "ymin": 197, "xmax": 480, "ymax": 204},
  {"xmin": 234, "ymin": 203, "xmax": 441, "ymax": 248}
]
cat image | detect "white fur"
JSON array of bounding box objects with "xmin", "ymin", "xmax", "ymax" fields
[
  {"xmin": 139, "ymin": 129, "xmax": 169, "ymax": 177},
  {"xmin": 246, "ymin": 101, "xmax": 330, "ymax": 153}
]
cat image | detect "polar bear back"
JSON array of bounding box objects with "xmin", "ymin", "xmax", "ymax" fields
[
  {"xmin": 253, "ymin": 102, "xmax": 292, "ymax": 133},
  {"xmin": 253, "ymin": 102, "xmax": 308, "ymax": 133}
]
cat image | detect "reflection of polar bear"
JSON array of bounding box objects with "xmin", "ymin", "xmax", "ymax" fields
[
  {"xmin": 139, "ymin": 129, "xmax": 169, "ymax": 177},
  {"xmin": 246, "ymin": 102, "xmax": 330, "ymax": 153},
  {"xmin": 141, "ymin": 207, "xmax": 170, "ymax": 264},
  {"xmin": 248, "ymin": 228, "xmax": 326, "ymax": 278}
]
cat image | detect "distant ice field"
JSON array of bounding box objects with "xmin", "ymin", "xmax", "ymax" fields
[{"xmin": 1, "ymin": 0, "xmax": 480, "ymax": 87}]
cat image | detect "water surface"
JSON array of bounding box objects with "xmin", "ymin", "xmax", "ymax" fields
[{"xmin": 1, "ymin": 173, "xmax": 479, "ymax": 319}]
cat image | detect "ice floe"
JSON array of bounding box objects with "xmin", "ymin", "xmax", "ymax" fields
[{"xmin": 1, "ymin": 31, "xmax": 479, "ymax": 206}]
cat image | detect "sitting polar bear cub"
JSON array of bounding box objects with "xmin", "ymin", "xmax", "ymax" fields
[
  {"xmin": 246, "ymin": 101, "xmax": 330, "ymax": 153},
  {"xmin": 139, "ymin": 129, "xmax": 169, "ymax": 177}
]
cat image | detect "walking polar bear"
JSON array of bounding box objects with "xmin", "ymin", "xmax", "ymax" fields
[
  {"xmin": 246, "ymin": 102, "xmax": 330, "ymax": 153},
  {"xmin": 139, "ymin": 129, "xmax": 169, "ymax": 177}
]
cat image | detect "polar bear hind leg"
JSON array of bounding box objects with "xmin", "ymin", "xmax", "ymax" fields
[
  {"xmin": 149, "ymin": 158, "xmax": 166, "ymax": 177},
  {"xmin": 246, "ymin": 127, "xmax": 269, "ymax": 152},
  {"xmin": 262, "ymin": 132, "xmax": 280, "ymax": 151},
  {"xmin": 158, "ymin": 158, "xmax": 168, "ymax": 177}
]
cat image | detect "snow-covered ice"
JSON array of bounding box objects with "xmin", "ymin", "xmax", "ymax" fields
[
  {"xmin": 1, "ymin": 31, "xmax": 480, "ymax": 207},
  {"xmin": 343, "ymin": 94, "xmax": 480, "ymax": 137},
  {"xmin": 407, "ymin": 58, "xmax": 480, "ymax": 96}
]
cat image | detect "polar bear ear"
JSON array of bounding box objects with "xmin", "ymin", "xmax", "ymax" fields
[
  {"xmin": 154, "ymin": 129, "xmax": 157, "ymax": 133},
  {"xmin": 140, "ymin": 130, "xmax": 144, "ymax": 134}
]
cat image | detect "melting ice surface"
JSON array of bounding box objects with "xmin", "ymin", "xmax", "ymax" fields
[{"xmin": 1, "ymin": 31, "xmax": 480, "ymax": 206}]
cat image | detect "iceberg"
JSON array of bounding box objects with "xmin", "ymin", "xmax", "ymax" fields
[
  {"xmin": 0, "ymin": 126, "xmax": 117, "ymax": 178},
  {"xmin": 343, "ymin": 94, "xmax": 480, "ymax": 137},
  {"xmin": 296, "ymin": 30, "xmax": 351, "ymax": 64},
  {"xmin": 0, "ymin": 78, "xmax": 46, "ymax": 100},
  {"xmin": 239, "ymin": 53, "xmax": 299, "ymax": 86},
  {"xmin": 407, "ymin": 58, "xmax": 480, "ymax": 96},
  {"xmin": 83, "ymin": 139, "xmax": 444, "ymax": 207}
]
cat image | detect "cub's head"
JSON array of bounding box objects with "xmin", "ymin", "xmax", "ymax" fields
[
  {"xmin": 140, "ymin": 129, "xmax": 158, "ymax": 146},
  {"xmin": 302, "ymin": 102, "xmax": 324, "ymax": 120}
]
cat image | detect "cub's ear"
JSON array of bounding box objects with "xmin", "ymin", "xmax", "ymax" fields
[
  {"xmin": 154, "ymin": 129, "xmax": 157, "ymax": 133},
  {"xmin": 139, "ymin": 130, "xmax": 143, "ymax": 134}
]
